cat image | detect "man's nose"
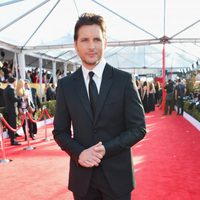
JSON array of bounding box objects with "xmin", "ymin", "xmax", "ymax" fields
[{"xmin": 88, "ymin": 41, "xmax": 95, "ymax": 49}]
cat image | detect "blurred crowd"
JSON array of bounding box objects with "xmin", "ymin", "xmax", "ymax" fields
[
  {"xmin": 136, "ymin": 78, "xmax": 162, "ymax": 113},
  {"xmin": 0, "ymin": 60, "xmax": 60, "ymax": 146},
  {"xmin": 0, "ymin": 60, "xmax": 65, "ymax": 84},
  {"xmin": 135, "ymin": 77, "xmax": 199, "ymax": 117},
  {"xmin": 1, "ymin": 77, "xmax": 41, "ymax": 145}
]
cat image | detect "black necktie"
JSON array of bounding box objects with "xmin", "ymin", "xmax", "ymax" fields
[{"xmin": 89, "ymin": 71, "xmax": 98, "ymax": 117}]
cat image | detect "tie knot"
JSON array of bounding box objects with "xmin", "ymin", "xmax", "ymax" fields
[{"xmin": 89, "ymin": 71, "xmax": 94, "ymax": 79}]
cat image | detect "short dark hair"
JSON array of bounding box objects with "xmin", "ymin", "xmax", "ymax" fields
[
  {"xmin": 24, "ymin": 79, "xmax": 30, "ymax": 83},
  {"xmin": 74, "ymin": 13, "xmax": 106, "ymax": 41},
  {"xmin": 8, "ymin": 77, "xmax": 16, "ymax": 84}
]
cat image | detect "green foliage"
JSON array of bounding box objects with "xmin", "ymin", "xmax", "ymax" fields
[
  {"xmin": 184, "ymin": 101, "xmax": 200, "ymax": 122},
  {"xmin": 185, "ymin": 70, "xmax": 200, "ymax": 94},
  {"xmin": 1, "ymin": 101, "xmax": 56, "ymax": 122},
  {"xmin": 42, "ymin": 100, "xmax": 56, "ymax": 117},
  {"xmin": 35, "ymin": 100, "xmax": 56, "ymax": 119},
  {"xmin": 186, "ymin": 79, "xmax": 195, "ymax": 94}
]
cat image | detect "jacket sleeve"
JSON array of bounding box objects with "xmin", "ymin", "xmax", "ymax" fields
[
  {"xmin": 104, "ymin": 74, "xmax": 146, "ymax": 157},
  {"xmin": 52, "ymin": 79, "xmax": 85, "ymax": 164},
  {"xmin": 9, "ymin": 88, "xmax": 21, "ymax": 104}
]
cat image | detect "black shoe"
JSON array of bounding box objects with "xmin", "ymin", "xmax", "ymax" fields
[
  {"xmin": 30, "ymin": 135, "xmax": 35, "ymax": 140},
  {"xmin": 11, "ymin": 140, "xmax": 21, "ymax": 146},
  {"xmin": 15, "ymin": 133, "xmax": 21, "ymax": 137}
]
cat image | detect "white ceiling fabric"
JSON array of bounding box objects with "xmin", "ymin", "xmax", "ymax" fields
[{"xmin": 0, "ymin": 0, "xmax": 200, "ymax": 73}]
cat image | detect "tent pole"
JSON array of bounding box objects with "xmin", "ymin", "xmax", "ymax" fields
[
  {"xmin": 52, "ymin": 61, "xmax": 57, "ymax": 85},
  {"xmin": 161, "ymin": 43, "xmax": 166, "ymax": 112},
  {"xmin": 39, "ymin": 57, "xmax": 43, "ymax": 102},
  {"xmin": 161, "ymin": 0, "xmax": 166, "ymax": 113},
  {"xmin": 64, "ymin": 62, "xmax": 67, "ymax": 77},
  {"xmin": 18, "ymin": 52, "xmax": 26, "ymax": 79}
]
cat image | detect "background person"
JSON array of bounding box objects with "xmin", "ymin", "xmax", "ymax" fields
[
  {"xmin": 148, "ymin": 82, "xmax": 156, "ymax": 112},
  {"xmin": 164, "ymin": 79, "xmax": 174, "ymax": 115},
  {"xmin": 3, "ymin": 77, "xmax": 21, "ymax": 145},
  {"xmin": 175, "ymin": 78, "xmax": 186, "ymax": 115},
  {"xmin": 0, "ymin": 82, "xmax": 5, "ymax": 107},
  {"xmin": 16, "ymin": 78, "xmax": 29, "ymax": 141},
  {"xmin": 53, "ymin": 13, "xmax": 146, "ymax": 200},
  {"xmin": 141, "ymin": 80, "xmax": 149, "ymax": 113},
  {"xmin": 45, "ymin": 83, "xmax": 56, "ymax": 101},
  {"xmin": 24, "ymin": 79, "xmax": 41, "ymax": 136}
]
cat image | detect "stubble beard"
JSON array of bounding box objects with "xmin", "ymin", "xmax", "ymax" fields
[{"xmin": 82, "ymin": 58, "xmax": 101, "ymax": 69}]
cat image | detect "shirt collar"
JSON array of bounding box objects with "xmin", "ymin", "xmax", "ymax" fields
[
  {"xmin": 82, "ymin": 58, "xmax": 106, "ymax": 80},
  {"xmin": 8, "ymin": 83, "xmax": 14, "ymax": 89}
]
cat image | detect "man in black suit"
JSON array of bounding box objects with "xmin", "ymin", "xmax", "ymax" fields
[
  {"xmin": 53, "ymin": 13, "xmax": 146, "ymax": 200},
  {"xmin": 3, "ymin": 77, "xmax": 21, "ymax": 145},
  {"xmin": 45, "ymin": 83, "xmax": 56, "ymax": 101},
  {"xmin": 175, "ymin": 78, "xmax": 186, "ymax": 115},
  {"xmin": 164, "ymin": 79, "xmax": 174, "ymax": 115},
  {"xmin": 0, "ymin": 82, "xmax": 5, "ymax": 107}
]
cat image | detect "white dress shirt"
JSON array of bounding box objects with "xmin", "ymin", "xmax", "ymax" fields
[{"xmin": 82, "ymin": 58, "xmax": 106, "ymax": 97}]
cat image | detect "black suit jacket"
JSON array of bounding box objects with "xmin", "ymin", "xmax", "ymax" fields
[
  {"xmin": 46, "ymin": 87, "xmax": 56, "ymax": 101},
  {"xmin": 3, "ymin": 84, "xmax": 21, "ymax": 115},
  {"xmin": 53, "ymin": 64, "xmax": 146, "ymax": 196},
  {"xmin": 31, "ymin": 87, "xmax": 41, "ymax": 110},
  {"xmin": 0, "ymin": 88, "xmax": 5, "ymax": 107}
]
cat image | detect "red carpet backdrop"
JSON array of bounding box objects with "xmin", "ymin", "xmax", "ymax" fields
[{"xmin": 0, "ymin": 108, "xmax": 200, "ymax": 200}]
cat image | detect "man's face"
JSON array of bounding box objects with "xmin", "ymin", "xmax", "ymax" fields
[
  {"xmin": 25, "ymin": 82, "xmax": 29, "ymax": 89},
  {"xmin": 74, "ymin": 24, "xmax": 107, "ymax": 70}
]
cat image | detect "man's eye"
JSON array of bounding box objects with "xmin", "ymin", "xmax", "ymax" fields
[
  {"xmin": 80, "ymin": 39, "xmax": 88, "ymax": 42},
  {"xmin": 94, "ymin": 38, "xmax": 101, "ymax": 42}
]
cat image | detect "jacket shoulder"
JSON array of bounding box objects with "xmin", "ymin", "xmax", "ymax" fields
[
  {"xmin": 58, "ymin": 73, "xmax": 73, "ymax": 84},
  {"xmin": 57, "ymin": 68, "xmax": 81, "ymax": 87},
  {"xmin": 108, "ymin": 64, "xmax": 132, "ymax": 81}
]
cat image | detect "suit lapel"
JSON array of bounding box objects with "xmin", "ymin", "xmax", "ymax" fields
[
  {"xmin": 73, "ymin": 68, "xmax": 93, "ymax": 122},
  {"xmin": 94, "ymin": 64, "xmax": 113, "ymax": 125}
]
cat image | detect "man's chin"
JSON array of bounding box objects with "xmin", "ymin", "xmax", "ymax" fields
[{"xmin": 84, "ymin": 60, "xmax": 100, "ymax": 68}]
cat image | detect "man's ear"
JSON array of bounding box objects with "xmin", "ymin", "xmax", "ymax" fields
[
  {"xmin": 104, "ymin": 38, "xmax": 107, "ymax": 48},
  {"xmin": 74, "ymin": 41, "xmax": 78, "ymax": 53}
]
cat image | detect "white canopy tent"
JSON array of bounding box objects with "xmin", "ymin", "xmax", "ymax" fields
[{"xmin": 0, "ymin": 0, "xmax": 200, "ymax": 79}]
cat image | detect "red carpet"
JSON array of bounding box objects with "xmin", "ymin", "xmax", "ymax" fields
[
  {"xmin": 133, "ymin": 109, "xmax": 200, "ymax": 200},
  {"xmin": 0, "ymin": 109, "xmax": 200, "ymax": 200}
]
